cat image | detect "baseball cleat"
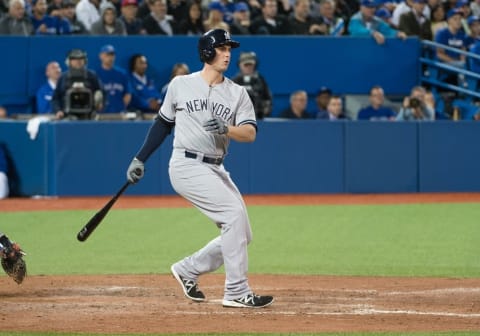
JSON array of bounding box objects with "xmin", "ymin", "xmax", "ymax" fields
[
  {"xmin": 222, "ymin": 293, "xmax": 274, "ymax": 308},
  {"xmin": 170, "ymin": 265, "xmax": 205, "ymax": 302}
]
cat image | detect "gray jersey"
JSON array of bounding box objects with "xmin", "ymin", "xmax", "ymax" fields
[{"xmin": 159, "ymin": 71, "xmax": 256, "ymax": 157}]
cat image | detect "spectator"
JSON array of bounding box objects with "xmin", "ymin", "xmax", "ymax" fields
[
  {"xmin": 90, "ymin": 1, "xmax": 127, "ymax": 34},
  {"xmin": 128, "ymin": 53, "xmax": 162, "ymax": 114},
  {"xmin": 398, "ymin": 0, "xmax": 432, "ymax": 40},
  {"xmin": 30, "ymin": 0, "xmax": 71, "ymax": 34},
  {"xmin": 142, "ymin": 0, "xmax": 178, "ymax": 35},
  {"xmin": 434, "ymin": 8, "xmax": 467, "ymax": 68},
  {"xmin": 0, "ymin": 0, "xmax": 33, "ymax": 35},
  {"xmin": 288, "ymin": 0, "xmax": 325, "ymax": 35},
  {"xmin": 455, "ymin": 0, "xmax": 472, "ymax": 35},
  {"xmin": 465, "ymin": 15, "xmax": 480, "ymax": 48},
  {"xmin": 62, "ymin": 0, "xmax": 89, "ymax": 34},
  {"xmin": 472, "ymin": 0, "xmax": 480, "ymax": 17},
  {"xmin": 119, "ymin": 0, "xmax": 146, "ymax": 34},
  {"xmin": 167, "ymin": 0, "xmax": 188, "ymax": 23},
  {"xmin": 52, "ymin": 49, "xmax": 104, "ymax": 120},
  {"xmin": 75, "ymin": 0, "xmax": 102, "ymax": 31},
  {"xmin": 0, "ymin": 106, "xmax": 7, "ymax": 119},
  {"xmin": 430, "ymin": 4, "xmax": 447, "ymax": 36},
  {"xmin": 96, "ymin": 45, "xmax": 132, "ymax": 114},
  {"xmin": 0, "ymin": 145, "xmax": 9, "ymax": 199},
  {"xmin": 391, "ymin": 0, "xmax": 430, "ymax": 28},
  {"xmin": 203, "ymin": 1, "xmax": 229, "ymax": 32},
  {"xmin": 318, "ymin": 95, "xmax": 348, "ymax": 120},
  {"xmin": 230, "ymin": 2, "xmax": 252, "ymax": 34},
  {"xmin": 36, "ymin": 61, "xmax": 62, "ymax": 114},
  {"xmin": 317, "ymin": 0, "xmax": 345, "ymax": 35},
  {"xmin": 250, "ymin": 0, "xmax": 291, "ymax": 34},
  {"xmin": 375, "ymin": 7, "xmax": 394, "ymax": 28},
  {"xmin": 232, "ymin": 51, "xmax": 273, "ymax": 119},
  {"xmin": 177, "ymin": 0, "xmax": 204, "ymax": 35},
  {"xmin": 279, "ymin": 90, "xmax": 312, "ymax": 119},
  {"xmin": 314, "ymin": 86, "xmax": 332, "ymax": 119},
  {"xmin": 348, "ymin": 0, "xmax": 407, "ymax": 44},
  {"xmin": 47, "ymin": 0, "xmax": 63, "ymax": 17},
  {"xmin": 396, "ymin": 85, "xmax": 435, "ymax": 120},
  {"xmin": 357, "ymin": 85, "xmax": 396, "ymax": 120},
  {"xmin": 160, "ymin": 62, "xmax": 190, "ymax": 101}
]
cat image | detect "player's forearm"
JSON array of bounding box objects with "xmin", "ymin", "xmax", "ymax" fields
[{"xmin": 227, "ymin": 124, "xmax": 256, "ymax": 142}]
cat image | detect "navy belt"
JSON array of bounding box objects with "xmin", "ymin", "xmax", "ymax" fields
[{"xmin": 185, "ymin": 151, "xmax": 223, "ymax": 165}]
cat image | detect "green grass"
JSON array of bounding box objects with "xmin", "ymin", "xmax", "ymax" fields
[{"xmin": 0, "ymin": 203, "xmax": 479, "ymax": 277}]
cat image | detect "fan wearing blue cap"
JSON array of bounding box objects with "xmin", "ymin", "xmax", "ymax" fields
[
  {"xmin": 230, "ymin": 2, "xmax": 251, "ymax": 34},
  {"xmin": 397, "ymin": 0, "xmax": 432, "ymax": 40},
  {"xmin": 464, "ymin": 15, "xmax": 480, "ymax": 48},
  {"xmin": 95, "ymin": 45, "xmax": 133, "ymax": 115},
  {"xmin": 348, "ymin": 0, "xmax": 407, "ymax": 44},
  {"xmin": 434, "ymin": 8, "xmax": 467, "ymax": 67}
]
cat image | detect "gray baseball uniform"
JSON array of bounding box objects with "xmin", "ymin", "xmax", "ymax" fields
[{"xmin": 163, "ymin": 71, "xmax": 256, "ymax": 300}]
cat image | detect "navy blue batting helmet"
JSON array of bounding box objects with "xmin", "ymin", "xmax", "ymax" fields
[{"xmin": 198, "ymin": 29, "xmax": 240, "ymax": 63}]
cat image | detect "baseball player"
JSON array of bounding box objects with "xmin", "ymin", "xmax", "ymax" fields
[{"xmin": 126, "ymin": 29, "xmax": 274, "ymax": 308}]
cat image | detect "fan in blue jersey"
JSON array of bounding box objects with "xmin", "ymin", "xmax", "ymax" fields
[
  {"xmin": 127, "ymin": 54, "xmax": 162, "ymax": 114},
  {"xmin": 36, "ymin": 61, "xmax": 62, "ymax": 114},
  {"xmin": 31, "ymin": 0, "xmax": 71, "ymax": 34},
  {"xmin": 95, "ymin": 45, "xmax": 132, "ymax": 114}
]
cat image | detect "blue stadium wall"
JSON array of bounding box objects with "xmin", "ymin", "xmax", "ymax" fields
[
  {"xmin": 2, "ymin": 120, "xmax": 480, "ymax": 196},
  {"xmin": 0, "ymin": 36, "xmax": 420, "ymax": 115}
]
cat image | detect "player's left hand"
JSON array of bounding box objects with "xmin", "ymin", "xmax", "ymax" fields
[{"xmin": 203, "ymin": 118, "xmax": 229, "ymax": 135}]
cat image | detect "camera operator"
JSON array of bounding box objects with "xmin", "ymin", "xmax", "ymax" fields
[
  {"xmin": 396, "ymin": 86, "xmax": 435, "ymax": 121},
  {"xmin": 52, "ymin": 49, "xmax": 104, "ymax": 120},
  {"xmin": 232, "ymin": 51, "xmax": 273, "ymax": 119}
]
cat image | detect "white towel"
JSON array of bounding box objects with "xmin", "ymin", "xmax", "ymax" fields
[{"xmin": 26, "ymin": 116, "xmax": 52, "ymax": 140}]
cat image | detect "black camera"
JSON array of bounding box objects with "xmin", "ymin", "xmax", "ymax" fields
[
  {"xmin": 65, "ymin": 82, "xmax": 93, "ymax": 118},
  {"xmin": 409, "ymin": 97, "xmax": 421, "ymax": 109}
]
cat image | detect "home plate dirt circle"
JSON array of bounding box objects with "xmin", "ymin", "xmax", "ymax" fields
[{"xmin": 1, "ymin": 274, "xmax": 479, "ymax": 333}]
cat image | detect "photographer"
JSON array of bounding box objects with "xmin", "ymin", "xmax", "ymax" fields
[
  {"xmin": 51, "ymin": 49, "xmax": 104, "ymax": 120},
  {"xmin": 232, "ymin": 51, "xmax": 273, "ymax": 119},
  {"xmin": 396, "ymin": 86, "xmax": 435, "ymax": 121}
]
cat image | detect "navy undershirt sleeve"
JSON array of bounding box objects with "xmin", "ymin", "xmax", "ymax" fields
[{"xmin": 135, "ymin": 116, "xmax": 174, "ymax": 162}]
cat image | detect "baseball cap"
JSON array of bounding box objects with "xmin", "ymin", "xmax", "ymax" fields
[
  {"xmin": 317, "ymin": 86, "xmax": 332, "ymax": 96},
  {"xmin": 455, "ymin": 0, "xmax": 468, "ymax": 8},
  {"xmin": 121, "ymin": 0, "xmax": 138, "ymax": 7},
  {"xmin": 468, "ymin": 15, "xmax": 480, "ymax": 25},
  {"xmin": 447, "ymin": 8, "xmax": 463, "ymax": 20},
  {"xmin": 208, "ymin": 1, "xmax": 224, "ymax": 12},
  {"xmin": 235, "ymin": 2, "xmax": 249, "ymax": 12},
  {"xmin": 361, "ymin": 0, "xmax": 378, "ymax": 7},
  {"xmin": 375, "ymin": 7, "xmax": 391, "ymax": 18},
  {"xmin": 239, "ymin": 52, "xmax": 256, "ymax": 65},
  {"xmin": 412, "ymin": 0, "xmax": 426, "ymax": 3},
  {"xmin": 100, "ymin": 44, "xmax": 115, "ymax": 54},
  {"xmin": 61, "ymin": 0, "xmax": 75, "ymax": 8}
]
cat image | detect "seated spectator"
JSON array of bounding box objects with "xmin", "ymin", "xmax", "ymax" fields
[
  {"xmin": 319, "ymin": 95, "xmax": 349, "ymax": 120},
  {"xmin": 30, "ymin": 0, "xmax": 71, "ymax": 34},
  {"xmin": 250, "ymin": 0, "xmax": 291, "ymax": 34},
  {"xmin": 75, "ymin": 0, "xmax": 101, "ymax": 31},
  {"xmin": 435, "ymin": 9, "xmax": 467, "ymax": 71},
  {"xmin": 142, "ymin": 0, "xmax": 178, "ymax": 35},
  {"xmin": 0, "ymin": 145, "xmax": 9, "ymax": 199},
  {"xmin": 288, "ymin": 0, "xmax": 326, "ymax": 35},
  {"xmin": 317, "ymin": 0, "xmax": 345, "ymax": 35},
  {"xmin": 465, "ymin": 15, "xmax": 480, "ymax": 49},
  {"xmin": 0, "ymin": 0, "xmax": 33, "ymax": 35},
  {"xmin": 167, "ymin": 0, "xmax": 188, "ymax": 23},
  {"xmin": 430, "ymin": 4, "xmax": 447, "ymax": 37},
  {"xmin": 398, "ymin": 0, "xmax": 432, "ymax": 40},
  {"xmin": 391, "ymin": 0, "xmax": 430, "ymax": 28},
  {"xmin": 203, "ymin": 1, "xmax": 229, "ymax": 32},
  {"xmin": 357, "ymin": 85, "xmax": 396, "ymax": 120},
  {"xmin": 127, "ymin": 53, "xmax": 162, "ymax": 114},
  {"xmin": 396, "ymin": 85, "xmax": 435, "ymax": 120},
  {"xmin": 177, "ymin": 0, "xmax": 204, "ymax": 35},
  {"xmin": 62, "ymin": 0, "xmax": 90, "ymax": 34},
  {"xmin": 230, "ymin": 2, "xmax": 252, "ymax": 35},
  {"xmin": 279, "ymin": 90, "xmax": 312, "ymax": 119},
  {"xmin": 349, "ymin": 0, "xmax": 407, "ymax": 44},
  {"xmin": 0, "ymin": 106, "xmax": 7, "ymax": 119},
  {"xmin": 36, "ymin": 61, "xmax": 62, "ymax": 114},
  {"xmin": 160, "ymin": 62, "xmax": 190, "ymax": 101},
  {"xmin": 95, "ymin": 45, "xmax": 132, "ymax": 114},
  {"xmin": 314, "ymin": 86, "xmax": 332, "ymax": 119},
  {"xmin": 456, "ymin": 0, "xmax": 472, "ymax": 35},
  {"xmin": 232, "ymin": 51, "xmax": 273, "ymax": 119},
  {"xmin": 90, "ymin": 1, "xmax": 127, "ymax": 34},
  {"xmin": 120, "ymin": 0, "xmax": 146, "ymax": 34},
  {"xmin": 52, "ymin": 49, "xmax": 104, "ymax": 120}
]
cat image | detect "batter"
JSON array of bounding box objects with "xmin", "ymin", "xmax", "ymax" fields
[{"xmin": 126, "ymin": 29, "xmax": 274, "ymax": 308}]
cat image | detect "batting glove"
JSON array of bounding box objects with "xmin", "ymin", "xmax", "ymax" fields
[
  {"xmin": 203, "ymin": 118, "xmax": 229, "ymax": 135},
  {"xmin": 127, "ymin": 158, "xmax": 144, "ymax": 184}
]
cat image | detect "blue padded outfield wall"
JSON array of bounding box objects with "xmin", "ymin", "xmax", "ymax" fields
[
  {"xmin": 0, "ymin": 36, "xmax": 420, "ymax": 115},
  {"xmin": 2, "ymin": 120, "xmax": 480, "ymax": 196}
]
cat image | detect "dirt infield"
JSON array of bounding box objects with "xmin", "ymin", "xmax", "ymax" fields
[{"xmin": 1, "ymin": 193, "xmax": 480, "ymax": 334}]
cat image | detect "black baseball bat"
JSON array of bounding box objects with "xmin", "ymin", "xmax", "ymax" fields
[{"xmin": 77, "ymin": 181, "xmax": 131, "ymax": 242}]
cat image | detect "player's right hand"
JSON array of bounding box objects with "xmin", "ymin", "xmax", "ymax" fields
[{"xmin": 127, "ymin": 157, "xmax": 145, "ymax": 184}]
